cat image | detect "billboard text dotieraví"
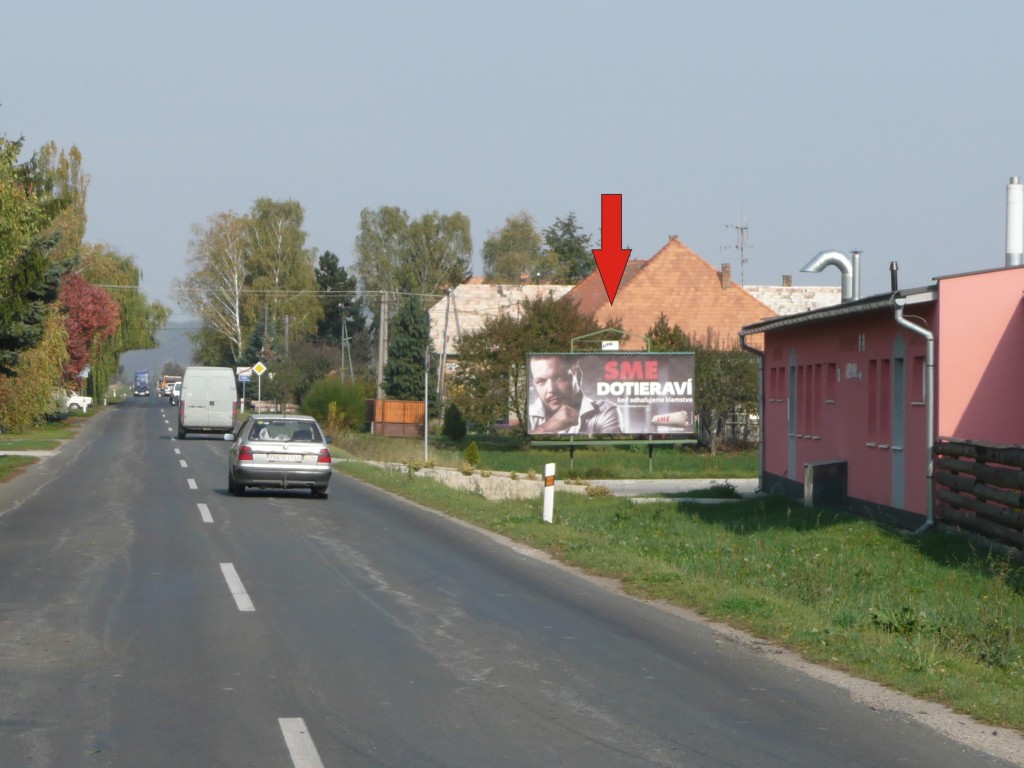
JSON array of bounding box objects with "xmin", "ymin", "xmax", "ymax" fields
[{"xmin": 526, "ymin": 353, "xmax": 695, "ymax": 437}]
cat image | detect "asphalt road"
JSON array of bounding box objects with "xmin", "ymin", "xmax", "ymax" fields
[{"xmin": 0, "ymin": 398, "xmax": 1017, "ymax": 767}]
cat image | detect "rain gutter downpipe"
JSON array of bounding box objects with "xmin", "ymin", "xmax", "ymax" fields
[
  {"xmin": 739, "ymin": 332, "xmax": 764, "ymax": 494},
  {"xmin": 893, "ymin": 298, "xmax": 935, "ymax": 533}
]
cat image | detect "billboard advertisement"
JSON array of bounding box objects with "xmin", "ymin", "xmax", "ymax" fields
[{"xmin": 526, "ymin": 353, "xmax": 695, "ymax": 437}]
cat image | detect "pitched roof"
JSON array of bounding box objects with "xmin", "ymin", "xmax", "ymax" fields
[
  {"xmin": 428, "ymin": 282, "xmax": 573, "ymax": 356},
  {"xmin": 565, "ymin": 236, "xmax": 776, "ymax": 349}
]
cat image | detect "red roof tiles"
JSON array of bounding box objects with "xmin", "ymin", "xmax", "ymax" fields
[{"xmin": 566, "ymin": 236, "xmax": 776, "ymax": 350}]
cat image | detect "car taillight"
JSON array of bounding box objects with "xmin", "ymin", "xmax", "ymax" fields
[
  {"xmin": 239, "ymin": 446, "xmax": 254, "ymax": 462},
  {"xmin": 317, "ymin": 448, "xmax": 332, "ymax": 464}
]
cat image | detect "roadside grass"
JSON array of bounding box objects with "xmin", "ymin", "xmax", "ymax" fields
[
  {"xmin": 0, "ymin": 454, "xmax": 38, "ymax": 480},
  {"xmin": 335, "ymin": 459, "xmax": 1024, "ymax": 731},
  {"xmin": 0, "ymin": 418, "xmax": 84, "ymax": 480},
  {"xmin": 0, "ymin": 438, "xmax": 63, "ymax": 451},
  {"xmin": 330, "ymin": 431, "xmax": 757, "ymax": 479}
]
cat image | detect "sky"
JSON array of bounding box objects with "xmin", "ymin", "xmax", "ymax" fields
[{"xmin": 5, "ymin": 1, "xmax": 1024, "ymax": 317}]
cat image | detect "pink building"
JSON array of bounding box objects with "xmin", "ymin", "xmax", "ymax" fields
[{"xmin": 741, "ymin": 264, "xmax": 1024, "ymax": 528}]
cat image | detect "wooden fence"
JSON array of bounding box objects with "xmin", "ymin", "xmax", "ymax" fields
[
  {"xmin": 369, "ymin": 399, "xmax": 425, "ymax": 437},
  {"xmin": 933, "ymin": 438, "xmax": 1024, "ymax": 557}
]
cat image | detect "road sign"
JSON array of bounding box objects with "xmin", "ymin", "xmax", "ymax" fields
[{"xmin": 253, "ymin": 361, "xmax": 267, "ymax": 376}]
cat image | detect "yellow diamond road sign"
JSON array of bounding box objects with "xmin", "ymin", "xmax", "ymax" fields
[{"xmin": 253, "ymin": 361, "xmax": 267, "ymax": 376}]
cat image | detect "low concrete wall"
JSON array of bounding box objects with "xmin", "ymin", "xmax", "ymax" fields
[{"xmin": 416, "ymin": 466, "xmax": 589, "ymax": 501}]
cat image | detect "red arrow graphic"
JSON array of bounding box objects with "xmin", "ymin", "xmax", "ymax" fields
[{"xmin": 592, "ymin": 194, "xmax": 631, "ymax": 305}]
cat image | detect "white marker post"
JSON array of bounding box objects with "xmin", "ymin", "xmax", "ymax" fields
[{"xmin": 542, "ymin": 462, "xmax": 556, "ymax": 523}]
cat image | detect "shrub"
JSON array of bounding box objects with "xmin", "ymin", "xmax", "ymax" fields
[
  {"xmin": 442, "ymin": 403, "xmax": 467, "ymax": 442},
  {"xmin": 464, "ymin": 440, "xmax": 481, "ymax": 467},
  {"xmin": 301, "ymin": 377, "xmax": 370, "ymax": 434}
]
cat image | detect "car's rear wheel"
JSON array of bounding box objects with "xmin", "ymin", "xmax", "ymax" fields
[
  {"xmin": 311, "ymin": 486, "xmax": 329, "ymax": 499},
  {"xmin": 68, "ymin": 403, "xmax": 82, "ymax": 412},
  {"xmin": 177, "ymin": 424, "xmax": 186, "ymax": 439}
]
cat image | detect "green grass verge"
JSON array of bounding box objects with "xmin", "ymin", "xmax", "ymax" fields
[
  {"xmin": 0, "ymin": 454, "xmax": 39, "ymax": 481},
  {"xmin": 335, "ymin": 459, "xmax": 1024, "ymax": 731}
]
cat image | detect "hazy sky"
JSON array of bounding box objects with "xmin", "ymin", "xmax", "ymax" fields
[{"xmin": 5, "ymin": 1, "xmax": 1024, "ymax": 315}]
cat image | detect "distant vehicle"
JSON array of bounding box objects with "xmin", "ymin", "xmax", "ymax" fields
[
  {"xmin": 169, "ymin": 381, "xmax": 182, "ymax": 405},
  {"xmin": 134, "ymin": 369, "xmax": 150, "ymax": 397},
  {"xmin": 64, "ymin": 389, "xmax": 92, "ymax": 413},
  {"xmin": 225, "ymin": 414, "xmax": 333, "ymax": 498},
  {"xmin": 159, "ymin": 374, "xmax": 182, "ymax": 396},
  {"xmin": 177, "ymin": 366, "xmax": 238, "ymax": 438}
]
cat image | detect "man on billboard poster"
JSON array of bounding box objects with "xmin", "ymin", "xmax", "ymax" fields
[{"xmin": 528, "ymin": 355, "xmax": 621, "ymax": 434}]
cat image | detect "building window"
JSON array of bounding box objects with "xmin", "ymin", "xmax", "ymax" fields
[
  {"xmin": 911, "ymin": 355, "xmax": 926, "ymax": 405},
  {"xmin": 879, "ymin": 359, "xmax": 891, "ymax": 446},
  {"xmin": 813, "ymin": 363, "xmax": 822, "ymax": 435},
  {"xmin": 868, "ymin": 359, "xmax": 878, "ymax": 443},
  {"xmin": 867, "ymin": 358, "xmax": 892, "ymax": 446}
]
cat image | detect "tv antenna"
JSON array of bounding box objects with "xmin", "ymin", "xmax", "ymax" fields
[{"xmin": 724, "ymin": 216, "xmax": 752, "ymax": 285}]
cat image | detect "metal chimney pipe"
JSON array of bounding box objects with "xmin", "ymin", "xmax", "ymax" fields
[
  {"xmin": 851, "ymin": 251, "xmax": 861, "ymax": 300},
  {"xmin": 890, "ymin": 261, "xmax": 899, "ymax": 292},
  {"xmin": 801, "ymin": 250, "xmax": 854, "ymax": 302},
  {"xmin": 1007, "ymin": 177, "xmax": 1023, "ymax": 267}
]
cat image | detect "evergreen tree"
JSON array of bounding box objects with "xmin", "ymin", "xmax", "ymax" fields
[
  {"xmin": 315, "ymin": 250, "xmax": 365, "ymax": 342},
  {"xmin": 382, "ymin": 295, "xmax": 436, "ymax": 403}
]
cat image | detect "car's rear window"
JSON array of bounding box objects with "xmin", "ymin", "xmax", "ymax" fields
[{"xmin": 249, "ymin": 420, "xmax": 321, "ymax": 442}]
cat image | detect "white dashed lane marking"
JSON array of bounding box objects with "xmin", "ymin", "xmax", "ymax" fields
[
  {"xmin": 220, "ymin": 563, "xmax": 255, "ymax": 612},
  {"xmin": 197, "ymin": 503, "xmax": 213, "ymax": 523},
  {"xmin": 279, "ymin": 718, "xmax": 325, "ymax": 768},
  {"xmin": 187, "ymin": 478, "xmax": 198, "ymax": 490}
]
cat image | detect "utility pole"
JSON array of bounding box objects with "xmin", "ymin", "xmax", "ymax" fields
[
  {"xmin": 436, "ymin": 289, "xmax": 451, "ymax": 421},
  {"xmin": 376, "ymin": 291, "xmax": 389, "ymax": 400},
  {"xmin": 339, "ymin": 304, "xmax": 354, "ymax": 383}
]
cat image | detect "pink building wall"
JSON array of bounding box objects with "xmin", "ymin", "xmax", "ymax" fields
[
  {"xmin": 935, "ymin": 267, "xmax": 1024, "ymax": 444},
  {"xmin": 761, "ymin": 307, "xmax": 933, "ymax": 519}
]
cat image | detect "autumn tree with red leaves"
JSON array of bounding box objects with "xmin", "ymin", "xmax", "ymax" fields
[{"xmin": 59, "ymin": 272, "xmax": 120, "ymax": 382}]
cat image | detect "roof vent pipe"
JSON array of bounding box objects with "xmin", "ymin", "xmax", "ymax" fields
[
  {"xmin": 890, "ymin": 261, "xmax": 899, "ymax": 292},
  {"xmin": 801, "ymin": 250, "xmax": 858, "ymax": 302},
  {"xmin": 1006, "ymin": 176, "xmax": 1023, "ymax": 267}
]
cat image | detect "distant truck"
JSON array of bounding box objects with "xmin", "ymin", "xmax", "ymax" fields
[
  {"xmin": 158, "ymin": 374, "xmax": 182, "ymax": 396},
  {"xmin": 134, "ymin": 370, "xmax": 150, "ymax": 397}
]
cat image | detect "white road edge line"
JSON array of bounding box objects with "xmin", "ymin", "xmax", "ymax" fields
[
  {"xmin": 220, "ymin": 563, "xmax": 255, "ymax": 612},
  {"xmin": 187, "ymin": 478, "xmax": 198, "ymax": 490},
  {"xmin": 279, "ymin": 718, "xmax": 325, "ymax": 768},
  {"xmin": 197, "ymin": 503, "xmax": 213, "ymax": 523}
]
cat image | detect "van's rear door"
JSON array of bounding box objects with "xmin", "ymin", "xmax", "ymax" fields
[{"xmin": 183, "ymin": 371, "xmax": 210, "ymax": 427}]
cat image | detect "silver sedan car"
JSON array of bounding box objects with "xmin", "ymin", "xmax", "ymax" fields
[{"xmin": 225, "ymin": 415, "xmax": 333, "ymax": 498}]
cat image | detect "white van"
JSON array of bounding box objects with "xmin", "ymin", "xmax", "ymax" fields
[{"xmin": 177, "ymin": 366, "xmax": 238, "ymax": 439}]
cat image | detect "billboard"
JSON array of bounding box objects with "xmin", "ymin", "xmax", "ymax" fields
[{"xmin": 526, "ymin": 352, "xmax": 695, "ymax": 437}]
